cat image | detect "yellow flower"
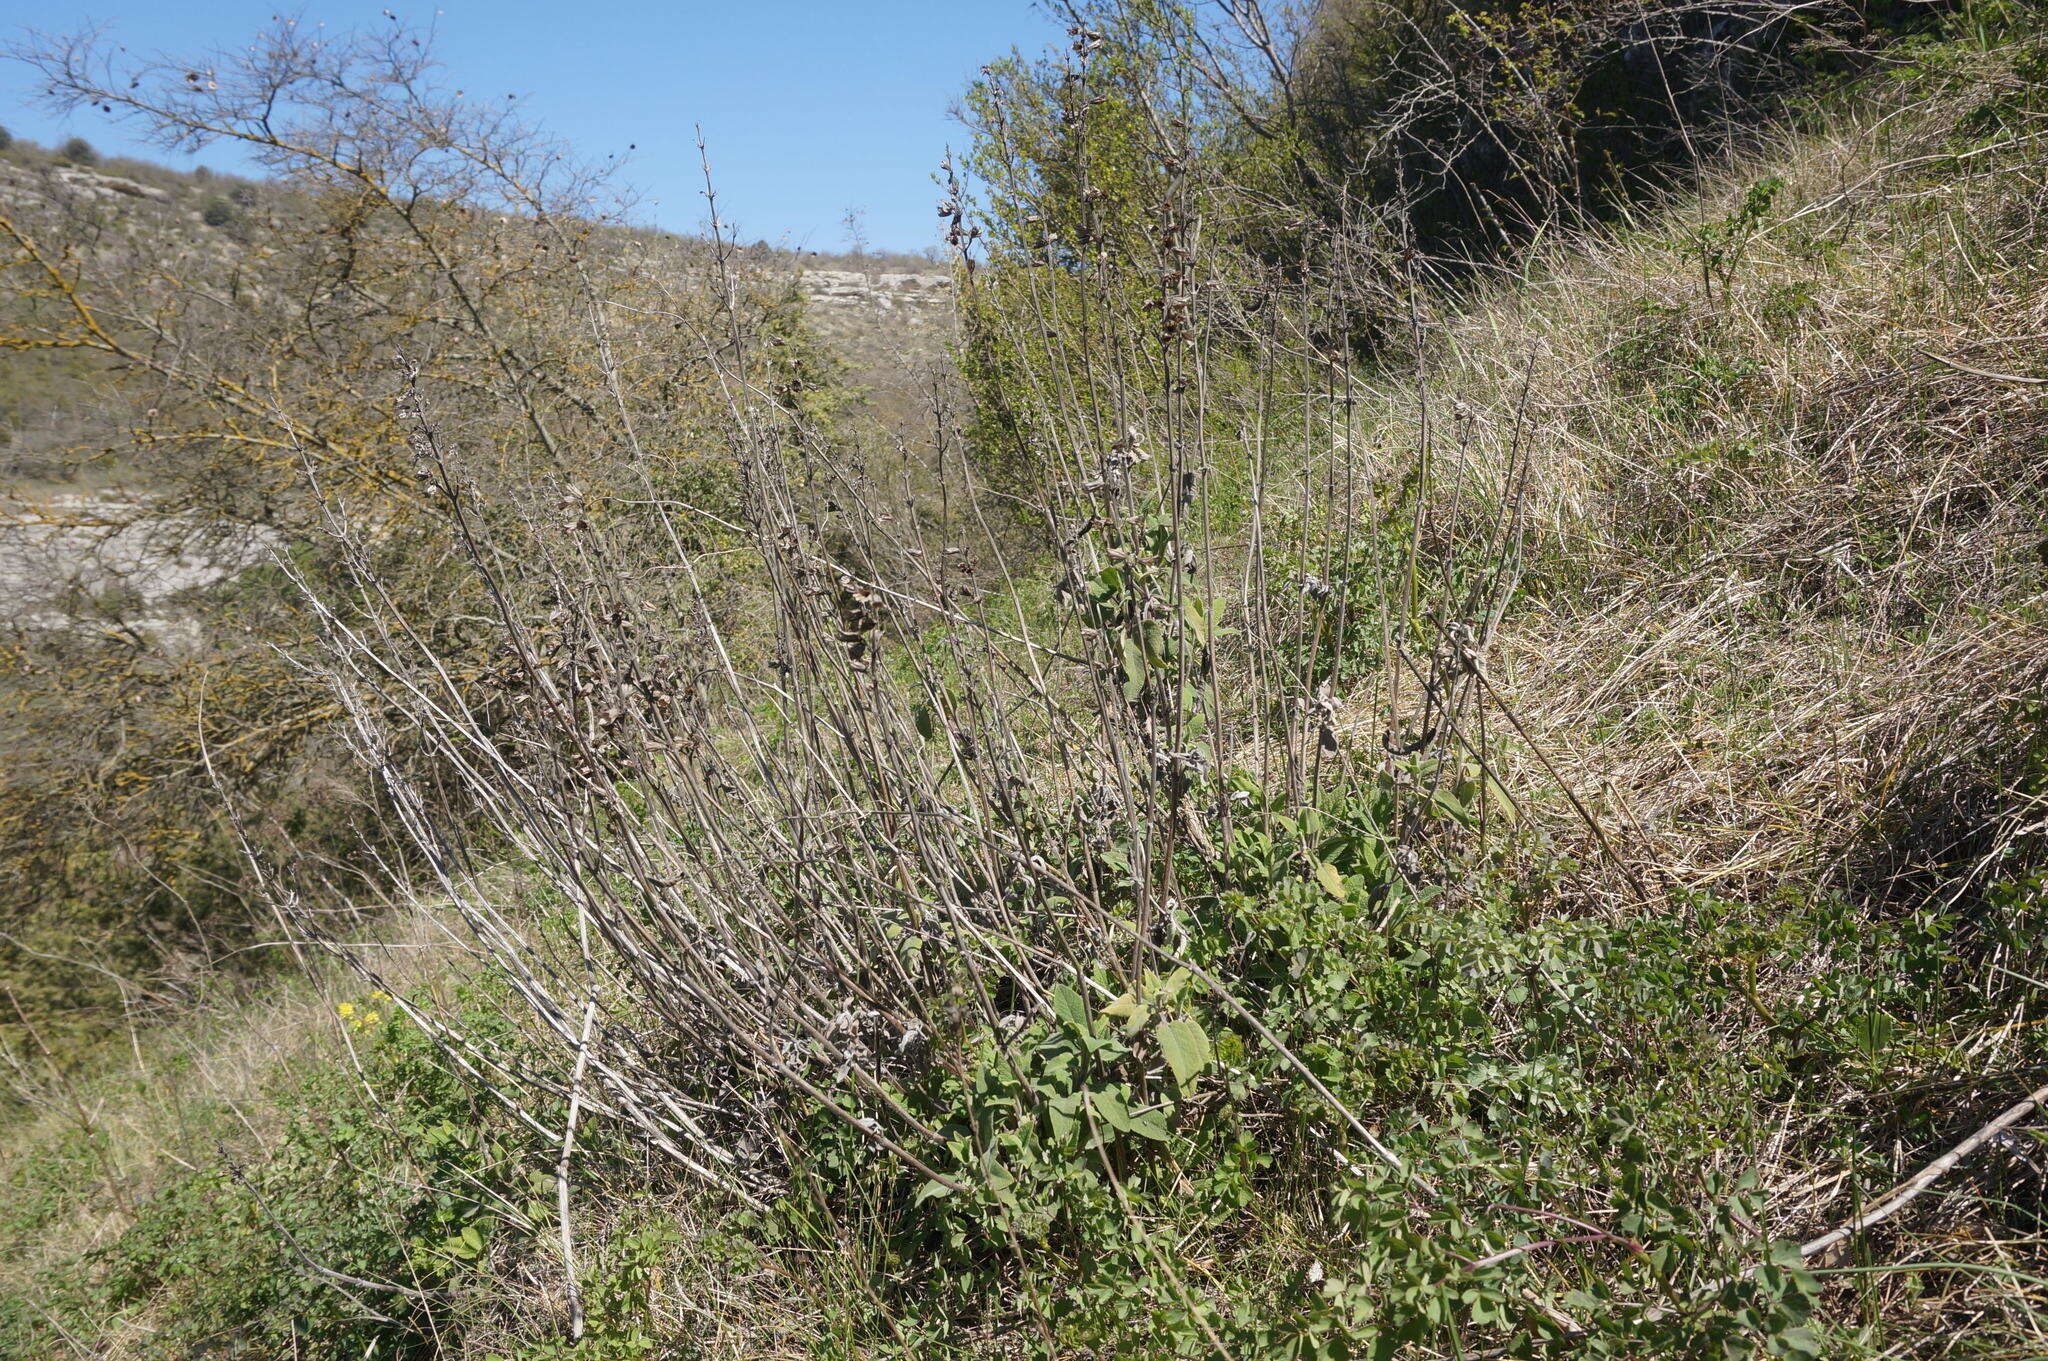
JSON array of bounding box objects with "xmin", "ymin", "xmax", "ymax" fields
[{"xmin": 337, "ymin": 1001, "xmax": 356, "ymax": 1018}]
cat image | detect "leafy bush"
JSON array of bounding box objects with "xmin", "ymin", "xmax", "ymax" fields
[
  {"xmin": 10, "ymin": 6, "xmax": 2048, "ymax": 1359},
  {"xmin": 0, "ymin": 984, "xmax": 686, "ymax": 1359}
]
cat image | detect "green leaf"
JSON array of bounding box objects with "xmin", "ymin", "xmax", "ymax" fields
[
  {"xmin": 1483, "ymin": 771, "xmax": 1517, "ymax": 822},
  {"xmin": 1157, "ymin": 1018, "xmax": 1212, "ymax": 1090},
  {"xmin": 1314, "ymin": 861, "xmax": 1349, "ymax": 902},
  {"xmin": 1142, "ymin": 620, "xmax": 1170, "ymax": 666},
  {"xmin": 1776, "ymin": 1325, "xmax": 1824, "ymax": 1358},
  {"xmin": 1049, "ymin": 983, "xmax": 1091, "ymax": 1033},
  {"xmin": 1849, "ymin": 1008, "xmax": 1896, "ymax": 1061},
  {"xmin": 1045, "ymin": 1092, "xmax": 1083, "ymax": 1140},
  {"xmin": 441, "ymin": 1222, "xmax": 487, "ymax": 1261},
  {"xmin": 1120, "ymin": 636, "xmax": 1149, "ymax": 700},
  {"xmin": 1126, "ymin": 1107, "xmax": 1172, "ymax": 1141},
  {"xmin": 1090, "ymin": 1087, "xmax": 1133, "ymax": 1133}
]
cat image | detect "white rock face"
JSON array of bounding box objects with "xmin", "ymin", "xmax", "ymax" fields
[
  {"xmin": 797, "ymin": 269, "xmax": 957, "ymax": 372},
  {"xmin": 802, "ymin": 269, "xmax": 954, "ymax": 312},
  {"xmin": 52, "ymin": 167, "xmax": 172, "ymax": 203},
  {"xmin": 0, "ymin": 494, "xmax": 275, "ymax": 651},
  {"xmin": 0, "ymin": 162, "xmax": 173, "ymax": 205}
]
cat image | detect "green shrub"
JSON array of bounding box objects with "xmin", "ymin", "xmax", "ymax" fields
[{"xmin": 741, "ymin": 772, "xmax": 1955, "ymax": 1356}]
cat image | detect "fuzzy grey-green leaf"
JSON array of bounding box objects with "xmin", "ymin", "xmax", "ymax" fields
[{"xmin": 1157, "ymin": 1017, "xmax": 1212, "ymax": 1089}]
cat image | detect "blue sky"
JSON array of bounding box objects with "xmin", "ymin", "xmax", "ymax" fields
[{"xmin": 0, "ymin": 2, "xmax": 1063, "ymax": 252}]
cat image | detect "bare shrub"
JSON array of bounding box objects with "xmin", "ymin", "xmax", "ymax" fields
[
  {"xmin": 0, "ymin": 18, "xmax": 809, "ymax": 1034},
  {"xmin": 293, "ymin": 9, "xmax": 2048, "ymax": 1353}
]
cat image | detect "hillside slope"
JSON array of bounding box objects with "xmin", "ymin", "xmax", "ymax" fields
[{"xmin": 3, "ymin": 15, "xmax": 2046, "ymax": 1361}]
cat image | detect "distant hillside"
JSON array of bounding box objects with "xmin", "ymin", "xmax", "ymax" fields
[
  {"xmin": 0, "ymin": 133, "xmax": 955, "ymax": 490},
  {"xmin": 0, "ymin": 133, "xmax": 956, "ymax": 636}
]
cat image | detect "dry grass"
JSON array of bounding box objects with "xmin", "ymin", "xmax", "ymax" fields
[
  {"xmin": 1276, "ymin": 47, "xmax": 2048, "ymax": 1339},
  {"xmin": 0, "ymin": 906, "xmax": 463, "ymax": 1296},
  {"xmin": 1333, "ymin": 51, "xmax": 2048, "ymax": 913}
]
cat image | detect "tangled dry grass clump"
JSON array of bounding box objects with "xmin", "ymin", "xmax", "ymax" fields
[{"xmin": 1403, "ymin": 60, "xmax": 2048, "ymax": 910}]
